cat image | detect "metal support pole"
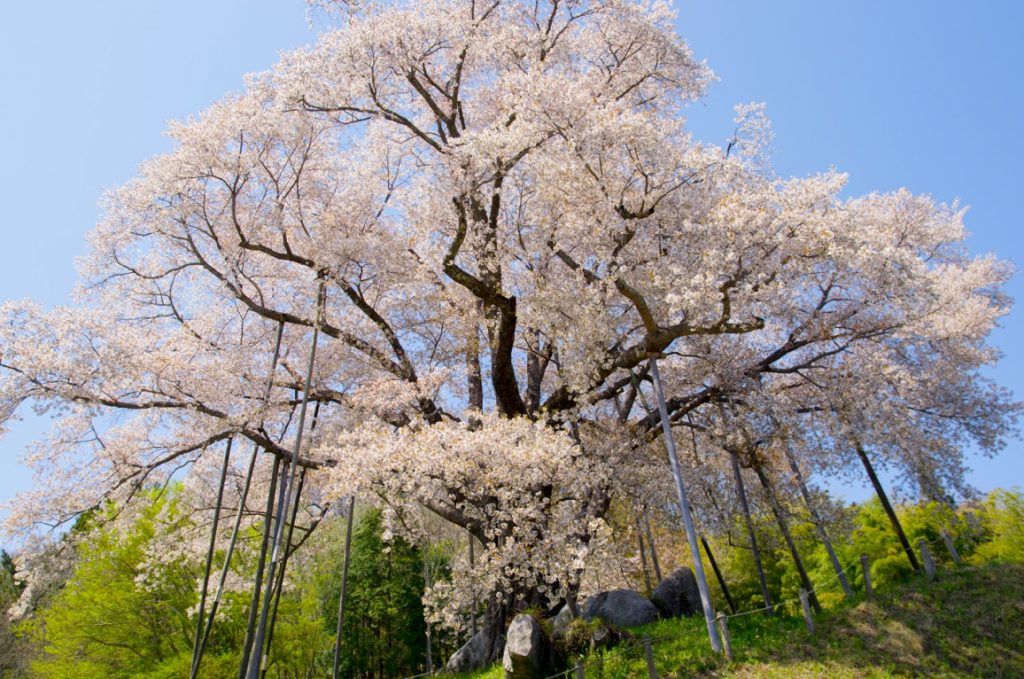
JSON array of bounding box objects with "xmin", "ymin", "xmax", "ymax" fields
[
  {"xmin": 195, "ymin": 323, "xmax": 284, "ymax": 677},
  {"xmin": 238, "ymin": 456, "xmax": 280, "ymax": 679},
  {"xmin": 247, "ymin": 282, "xmax": 325, "ymax": 679},
  {"xmin": 469, "ymin": 528, "xmax": 478, "ymax": 637},
  {"xmin": 260, "ymin": 470, "xmax": 307, "ymax": 679},
  {"xmin": 332, "ymin": 495, "xmax": 357, "ymax": 679},
  {"xmin": 190, "ymin": 438, "xmax": 233, "ymax": 678},
  {"xmin": 649, "ymin": 358, "xmax": 722, "ymax": 653},
  {"xmin": 783, "ymin": 445, "xmax": 853, "ymax": 599}
]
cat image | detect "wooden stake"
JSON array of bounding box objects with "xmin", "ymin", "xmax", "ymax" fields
[
  {"xmin": 918, "ymin": 539, "xmax": 936, "ymax": 580},
  {"xmin": 860, "ymin": 554, "xmax": 873, "ymax": 599},
  {"xmin": 643, "ymin": 637, "xmax": 658, "ymax": 679},
  {"xmin": 799, "ymin": 589, "xmax": 815, "ymax": 634},
  {"xmin": 940, "ymin": 530, "xmax": 962, "ymax": 565},
  {"xmin": 716, "ymin": 612, "xmax": 733, "ymax": 661}
]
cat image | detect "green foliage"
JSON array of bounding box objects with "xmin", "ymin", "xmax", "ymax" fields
[
  {"xmin": 971, "ymin": 488, "xmax": 1024, "ymax": 564},
  {"xmin": 331, "ymin": 507, "xmax": 429, "ymax": 678},
  {"xmin": 21, "ymin": 491, "xmax": 197, "ymax": 679}
]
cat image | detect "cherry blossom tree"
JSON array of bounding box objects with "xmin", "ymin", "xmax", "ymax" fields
[{"xmin": 1, "ymin": 0, "xmax": 1017, "ymax": 665}]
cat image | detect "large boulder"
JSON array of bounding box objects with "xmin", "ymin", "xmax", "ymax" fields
[
  {"xmin": 502, "ymin": 614, "xmax": 553, "ymax": 678},
  {"xmin": 651, "ymin": 567, "xmax": 701, "ymax": 618},
  {"xmin": 447, "ymin": 629, "xmax": 503, "ymax": 674},
  {"xmin": 580, "ymin": 589, "xmax": 659, "ymax": 628}
]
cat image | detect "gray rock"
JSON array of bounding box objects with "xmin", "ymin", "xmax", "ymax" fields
[
  {"xmin": 651, "ymin": 567, "xmax": 701, "ymax": 618},
  {"xmin": 551, "ymin": 604, "xmax": 574, "ymax": 638},
  {"xmin": 447, "ymin": 629, "xmax": 502, "ymax": 674},
  {"xmin": 580, "ymin": 589, "xmax": 659, "ymax": 628},
  {"xmin": 502, "ymin": 614, "xmax": 549, "ymax": 678}
]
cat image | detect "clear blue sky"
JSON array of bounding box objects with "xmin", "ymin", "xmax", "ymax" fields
[{"xmin": 1, "ymin": 1, "xmax": 1021, "ymax": 529}]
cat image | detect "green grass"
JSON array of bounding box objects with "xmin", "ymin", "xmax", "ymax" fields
[{"xmin": 446, "ymin": 562, "xmax": 1024, "ymax": 678}]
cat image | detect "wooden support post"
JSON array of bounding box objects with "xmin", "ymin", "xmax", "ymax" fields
[
  {"xmin": 642, "ymin": 637, "xmax": 658, "ymax": 679},
  {"xmin": 643, "ymin": 510, "xmax": 663, "ymax": 584},
  {"xmin": 860, "ymin": 554, "xmax": 873, "ymax": 599},
  {"xmin": 918, "ymin": 539, "xmax": 936, "ymax": 580},
  {"xmin": 636, "ymin": 514, "xmax": 654, "ymax": 597},
  {"xmin": 702, "ymin": 535, "xmax": 737, "ymax": 614},
  {"xmin": 575, "ymin": 661, "xmax": 585, "ymax": 679},
  {"xmin": 940, "ymin": 530, "xmax": 962, "ymax": 565},
  {"xmin": 799, "ymin": 589, "xmax": 815, "ymax": 634},
  {"xmin": 783, "ymin": 444, "xmax": 854, "ymax": 600},
  {"xmin": 716, "ymin": 612, "xmax": 733, "ymax": 661},
  {"xmin": 730, "ymin": 452, "xmax": 772, "ymax": 615}
]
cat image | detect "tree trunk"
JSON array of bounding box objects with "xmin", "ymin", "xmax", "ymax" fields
[
  {"xmin": 854, "ymin": 442, "xmax": 921, "ymax": 573},
  {"xmin": 753, "ymin": 465, "xmax": 821, "ymax": 614},
  {"xmin": 730, "ymin": 451, "xmax": 773, "ymax": 615}
]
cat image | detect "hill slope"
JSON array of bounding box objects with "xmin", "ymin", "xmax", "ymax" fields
[{"xmin": 461, "ymin": 562, "xmax": 1024, "ymax": 678}]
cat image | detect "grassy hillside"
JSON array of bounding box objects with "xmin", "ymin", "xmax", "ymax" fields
[{"xmin": 458, "ymin": 562, "xmax": 1024, "ymax": 678}]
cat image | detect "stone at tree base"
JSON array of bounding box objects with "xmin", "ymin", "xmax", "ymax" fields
[
  {"xmin": 651, "ymin": 567, "xmax": 701, "ymax": 618},
  {"xmin": 502, "ymin": 614, "xmax": 552, "ymax": 678},
  {"xmin": 551, "ymin": 603, "xmax": 574, "ymax": 638},
  {"xmin": 579, "ymin": 589, "xmax": 659, "ymax": 628},
  {"xmin": 447, "ymin": 628, "xmax": 503, "ymax": 673}
]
